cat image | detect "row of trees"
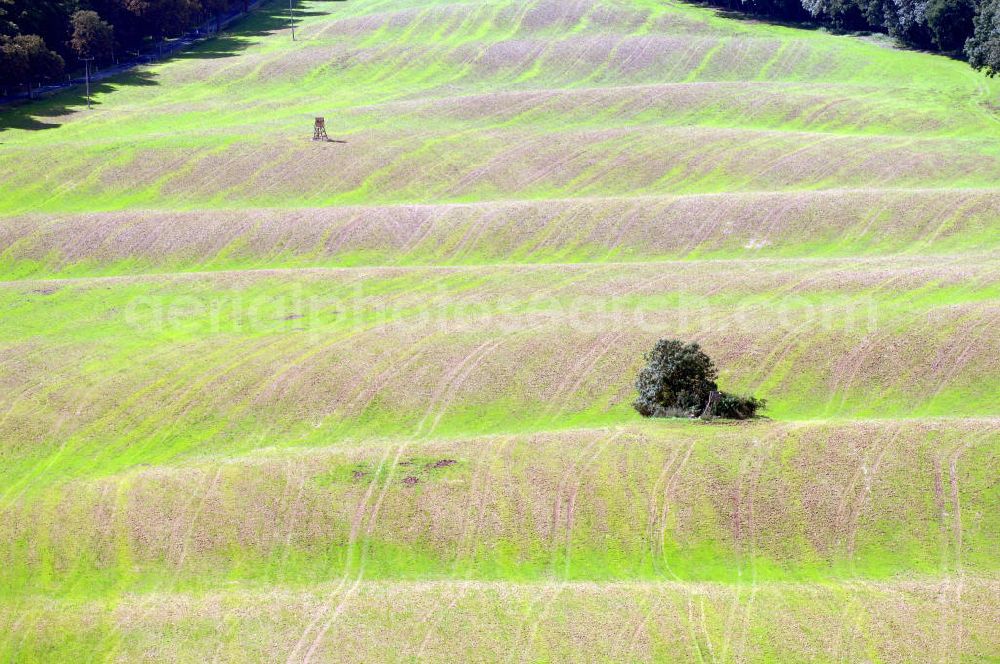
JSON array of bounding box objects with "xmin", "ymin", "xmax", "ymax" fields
[
  {"xmin": 0, "ymin": 0, "xmax": 250, "ymax": 96},
  {"xmin": 709, "ymin": 0, "xmax": 1000, "ymax": 75}
]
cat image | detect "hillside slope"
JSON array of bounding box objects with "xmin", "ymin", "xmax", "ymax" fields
[{"xmin": 0, "ymin": 0, "xmax": 998, "ymax": 661}]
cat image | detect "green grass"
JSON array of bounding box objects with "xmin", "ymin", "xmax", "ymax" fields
[
  {"xmin": 3, "ymin": 421, "xmax": 997, "ymax": 593},
  {"xmin": 0, "ymin": 0, "xmax": 998, "ymax": 661},
  {"xmin": 0, "ymin": 1, "xmax": 999, "ymax": 216}
]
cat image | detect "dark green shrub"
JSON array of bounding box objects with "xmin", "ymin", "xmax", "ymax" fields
[
  {"xmin": 633, "ymin": 339, "xmax": 765, "ymax": 420},
  {"xmin": 714, "ymin": 392, "xmax": 767, "ymax": 420},
  {"xmin": 633, "ymin": 340, "xmax": 718, "ymax": 418}
]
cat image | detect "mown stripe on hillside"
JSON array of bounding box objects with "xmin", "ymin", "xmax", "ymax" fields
[
  {"xmin": 2, "ymin": 578, "xmax": 998, "ymax": 661},
  {"xmin": 1, "ymin": 421, "xmax": 997, "ymax": 595},
  {"xmin": 4, "ymin": 124, "xmax": 1000, "ymax": 214},
  {"xmin": 2, "ymin": 189, "xmax": 999, "ymax": 278}
]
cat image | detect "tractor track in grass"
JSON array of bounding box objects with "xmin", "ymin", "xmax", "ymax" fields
[
  {"xmin": 411, "ymin": 581, "xmax": 471, "ymax": 660},
  {"xmin": 837, "ymin": 424, "xmax": 899, "ymax": 563},
  {"xmin": 547, "ymin": 428, "xmax": 622, "ymax": 576},
  {"xmin": 650, "ymin": 437, "xmax": 699, "ymax": 580},
  {"xmin": 546, "ymin": 330, "xmax": 626, "ymax": 420},
  {"xmin": 0, "ymin": 334, "xmax": 288, "ymax": 510},
  {"xmin": 334, "ymin": 330, "xmax": 443, "ymax": 421},
  {"xmin": 719, "ymin": 431, "xmax": 776, "ymax": 662},
  {"xmin": 945, "ymin": 440, "xmax": 971, "ymax": 662},
  {"xmin": 413, "ymin": 336, "xmax": 511, "ymax": 437},
  {"xmin": 617, "ymin": 590, "xmax": 666, "ymax": 661},
  {"xmin": 444, "ymin": 437, "xmax": 492, "ymax": 574},
  {"xmin": 279, "ymin": 461, "xmax": 310, "ymax": 568},
  {"xmin": 299, "ymin": 442, "xmax": 411, "ymax": 663},
  {"xmin": 934, "ymin": 424, "xmax": 997, "ymax": 661},
  {"xmin": 558, "ymin": 431, "xmax": 616, "ymax": 577},
  {"xmin": 285, "ymin": 439, "xmax": 406, "ymax": 664},
  {"xmin": 925, "ymin": 309, "xmax": 1000, "ymax": 408}
]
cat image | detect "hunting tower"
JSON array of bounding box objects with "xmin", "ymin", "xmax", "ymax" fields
[{"xmin": 313, "ymin": 117, "xmax": 330, "ymax": 141}]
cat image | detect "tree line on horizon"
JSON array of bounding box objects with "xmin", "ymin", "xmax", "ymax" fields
[
  {"xmin": 705, "ymin": 0, "xmax": 1000, "ymax": 75},
  {"xmin": 0, "ymin": 0, "xmax": 250, "ymax": 97}
]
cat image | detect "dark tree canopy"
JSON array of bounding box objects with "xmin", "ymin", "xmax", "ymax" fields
[
  {"xmin": 123, "ymin": 0, "xmax": 202, "ymax": 40},
  {"xmin": 926, "ymin": 0, "xmax": 977, "ymax": 50},
  {"xmin": 634, "ymin": 339, "xmax": 765, "ymax": 420},
  {"xmin": 634, "ymin": 340, "xmax": 719, "ymax": 418},
  {"xmin": 71, "ymin": 10, "xmax": 114, "ymax": 59},
  {"xmin": 0, "ymin": 0, "xmax": 251, "ymax": 96},
  {"xmin": 967, "ymin": 0, "xmax": 1000, "ymax": 74},
  {"xmin": 0, "ymin": 33, "xmax": 64, "ymax": 92},
  {"xmin": 203, "ymin": 0, "xmax": 230, "ymax": 29},
  {"xmin": 0, "ymin": 0, "xmax": 77, "ymax": 59}
]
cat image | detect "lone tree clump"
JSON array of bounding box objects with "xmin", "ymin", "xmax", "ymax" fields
[{"xmin": 633, "ymin": 339, "xmax": 765, "ymax": 420}]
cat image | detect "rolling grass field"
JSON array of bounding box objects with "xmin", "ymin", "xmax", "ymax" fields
[{"xmin": 0, "ymin": 0, "xmax": 998, "ymax": 661}]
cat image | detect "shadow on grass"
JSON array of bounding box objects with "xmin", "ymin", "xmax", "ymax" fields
[
  {"xmin": 0, "ymin": 0, "xmax": 343, "ymax": 133},
  {"xmin": 174, "ymin": 3, "xmax": 332, "ymax": 60},
  {"xmin": 0, "ymin": 71, "xmax": 158, "ymax": 133}
]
